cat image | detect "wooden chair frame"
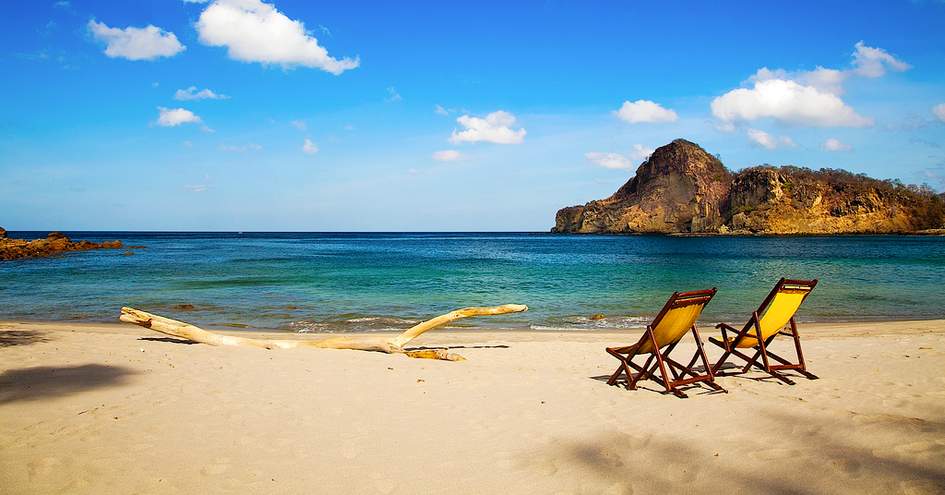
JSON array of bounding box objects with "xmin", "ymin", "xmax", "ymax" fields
[
  {"xmin": 606, "ymin": 289, "xmax": 724, "ymax": 398},
  {"xmin": 709, "ymin": 278, "xmax": 819, "ymax": 385}
]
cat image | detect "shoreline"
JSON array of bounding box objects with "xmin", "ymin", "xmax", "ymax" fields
[
  {"xmin": 3, "ymin": 317, "xmax": 945, "ymax": 342},
  {"xmin": 4, "ymin": 316, "xmax": 945, "ymax": 336}
]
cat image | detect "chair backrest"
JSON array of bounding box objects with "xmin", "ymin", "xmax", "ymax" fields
[
  {"xmin": 637, "ymin": 289, "xmax": 716, "ymax": 354},
  {"xmin": 752, "ymin": 278, "xmax": 817, "ymax": 341}
]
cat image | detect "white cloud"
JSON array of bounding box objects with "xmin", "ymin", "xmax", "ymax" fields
[
  {"xmin": 823, "ymin": 138, "xmax": 852, "ymax": 151},
  {"xmin": 747, "ymin": 128, "xmax": 795, "ymax": 149},
  {"xmin": 196, "ymin": 0, "xmax": 359, "ymax": 74},
  {"xmin": 174, "ymin": 86, "xmax": 229, "ymax": 100},
  {"xmin": 88, "ymin": 20, "xmax": 185, "ymax": 61},
  {"xmin": 385, "ymin": 86, "xmax": 402, "ymax": 102},
  {"xmin": 585, "ymin": 152, "xmax": 632, "ymax": 170},
  {"xmin": 585, "ymin": 145, "xmax": 654, "ymax": 170},
  {"xmin": 614, "ymin": 100, "xmax": 678, "ymax": 124},
  {"xmin": 852, "ymin": 41, "xmax": 910, "ymax": 78},
  {"xmin": 434, "ymin": 104, "xmax": 449, "ymax": 116},
  {"xmin": 156, "ymin": 107, "xmax": 201, "ymax": 127},
  {"xmin": 302, "ymin": 138, "xmax": 318, "ymax": 154},
  {"xmin": 432, "ymin": 150, "xmax": 461, "ymax": 161},
  {"xmin": 715, "ymin": 42, "xmax": 908, "ymax": 129},
  {"xmin": 220, "ymin": 143, "xmax": 262, "ymax": 152},
  {"xmin": 290, "ymin": 119, "xmax": 307, "ymax": 130},
  {"xmin": 712, "ymin": 79, "xmax": 872, "ymax": 127},
  {"xmin": 450, "ymin": 110, "xmax": 526, "ymax": 144},
  {"xmin": 630, "ymin": 144, "xmax": 655, "ymax": 161},
  {"xmin": 751, "ymin": 66, "xmax": 848, "ymax": 96},
  {"xmin": 184, "ymin": 184, "xmax": 208, "ymax": 192},
  {"xmin": 933, "ymin": 103, "xmax": 945, "ymax": 123}
]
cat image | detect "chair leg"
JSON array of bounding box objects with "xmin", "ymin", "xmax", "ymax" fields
[
  {"xmin": 694, "ymin": 326, "xmax": 726, "ymax": 393},
  {"xmin": 790, "ymin": 318, "xmax": 818, "ymax": 380}
]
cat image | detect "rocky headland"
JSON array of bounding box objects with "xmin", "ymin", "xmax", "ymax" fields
[
  {"xmin": 0, "ymin": 229, "xmax": 123, "ymax": 261},
  {"xmin": 553, "ymin": 139, "xmax": 945, "ymax": 235}
]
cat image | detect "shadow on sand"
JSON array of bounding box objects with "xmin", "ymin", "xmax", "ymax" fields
[
  {"xmin": 525, "ymin": 407, "xmax": 945, "ymax": 494},
  {"xmin": 0, "ymin": 364, "xmax": 136, "ymax": 404},
  {"xmin": 138, "ymin": 336, "xmax": 198, "ymax": 345},
  {"xmin": 0, "ymin": 330, "xmax": 51, "ymax": 348}
]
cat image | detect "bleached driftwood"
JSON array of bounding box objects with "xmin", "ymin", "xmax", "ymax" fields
[{"xmin": 119, "ymin": 304, "xmax": 527, "ymax": 361}]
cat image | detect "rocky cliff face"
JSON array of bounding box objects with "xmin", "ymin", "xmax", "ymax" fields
[
  {"xmin": 554, "ymin": 139, "xmax": 732, "ymax": 233},
  {"xmin": 553, "ymin": 140, "xmax": 945, "ymax": 234}
]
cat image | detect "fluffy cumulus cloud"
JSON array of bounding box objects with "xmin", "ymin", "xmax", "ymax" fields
[
  {"xmin": 933, "ymin": 103, "xmax": 945, "ymax": 123},
  {"xmin": 712, "ymin": 42, "xmax": 909, "ymax": 128},
  {"xmin": 614, "ymin": 100, "xmax": 678, "ymax": 124},
  {"xmin": 156, "ymin": 107, "xmax": 201, "ymax": 126},
  {"xmin": 823, "ymin": 138, "xmax": 852, "ymax": 151},
  {"xmin": 88, "ymin": 20, "xmax": 185, "ymax": 61},
  {"xmin": 302, "ymin": 138, "xmax": 318, "ymax": 154},
  {"xmin": 746, "ymin": 128, "xmax": 796, "ymax": 149},
  {"xmin": 712, "ymin": 79, "xmax": 872, "ymax": 127},
  {"xmin": 196, "ymin": 0, "xmax": 359, "ymax": 74},
  {"xmin": 585, "ymin": 144, "xmax": 654, "ymax": 170},
  {"xmin": 852, "ymin": 41, "xmax": 910, "ymax": 78},
  {"xmin": 174, "ymin": 86, "xmax": 229, "ymax": 100},
  {"xmin": 450, "ymin": 111, "xmax": 526, "ymax": 144},
  {"xmin": 750, "ymin": 67, "xmax": 848, "ymax": 96},
  {"xmin": 432, "ymin": 150, "xmax": 461, "ymax": 161}
]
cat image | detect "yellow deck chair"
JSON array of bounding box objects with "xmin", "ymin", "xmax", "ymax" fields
[
  {"xmin": 606, "ymin": 289, "xmax": 724, "ymax": 398},
  {"xmin": 709, "ymin": 278, "xmax": 818, "ymax": 385}
]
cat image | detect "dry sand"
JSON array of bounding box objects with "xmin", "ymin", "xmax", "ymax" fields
[{"xmin": 1, "ymin": 319, "xmax": 944, "ymax": 494}]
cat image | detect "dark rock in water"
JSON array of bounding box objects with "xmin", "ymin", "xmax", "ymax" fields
[
  {"xmin": 0, "ymin": 232, "xmax": 123, "ymax": 261},
  {"xmin": 173, "ymin": 304, "xmax": 196, "ymax": 311},
  {"xmin": 553, "ymin": 139, "xmax": 945, "ymax": 234}
]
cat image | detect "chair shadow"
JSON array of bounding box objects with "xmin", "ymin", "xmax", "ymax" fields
[
  {"xmin": 0, "ymin": 364, "xmax": 137, "ymax": 404},
  {"xmin": 138, "ymin": 336, "xmax": 198, "ymax": 345},
  {"xmin": 589, "ymin": 374, "xmax": 726, "ymax": 397},
  {"xmin": 0, "ymin": 330, "xmax": 51, "ymax": 348}
]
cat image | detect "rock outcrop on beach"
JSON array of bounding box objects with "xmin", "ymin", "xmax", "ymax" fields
[
  {"xmin": 553, "ymin": 139, "xmax": 945, "ymax": 234},
  {"xmin": 0, "ymin": 230, "xmax": 123, "ymax": 261}
]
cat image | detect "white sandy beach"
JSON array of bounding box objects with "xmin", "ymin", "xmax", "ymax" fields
[{"xmin": 2, "ymin": 319, "xmax": 944, "ymax": 494}]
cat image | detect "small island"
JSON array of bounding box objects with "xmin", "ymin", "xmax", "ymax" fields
[
  {"xmin": 553, "ymin": 139, "xmax": 945, "ymax": 235},
  {"xmin": 0, "ymin": 229, "xmax": 123, "ymax": 261}
]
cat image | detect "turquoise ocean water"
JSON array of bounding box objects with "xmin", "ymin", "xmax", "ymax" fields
[{"xmin": 2, "ymin": 232, "xmax": 944, "ymax": 332}]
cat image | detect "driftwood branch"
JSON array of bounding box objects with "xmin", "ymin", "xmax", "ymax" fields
[{"xmin": 119, "ymin": 304, "xmax": 527, "ymax": 361}]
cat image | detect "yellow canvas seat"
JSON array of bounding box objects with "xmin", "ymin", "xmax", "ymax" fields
[
  {"xmin": 606, "ymin": 289, "xmax": 724, "ymax": 398},
  {"xmin": 710, "ymin": 278, "xmax": 818, "ymax": 385}
]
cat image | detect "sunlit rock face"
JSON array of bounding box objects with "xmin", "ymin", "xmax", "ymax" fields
[{"xmin": 553, "ymin": 139, "xmax": 945, "ymax": 235}]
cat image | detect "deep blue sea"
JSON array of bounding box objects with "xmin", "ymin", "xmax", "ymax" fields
[{"xmin": 2, "ymin": 232, "xmax": 944, "ymax": 332}]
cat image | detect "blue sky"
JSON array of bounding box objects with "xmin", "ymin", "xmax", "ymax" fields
[{"xmin": 2, "ymin": 0, "xmax": 945, "ymax": 231}]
